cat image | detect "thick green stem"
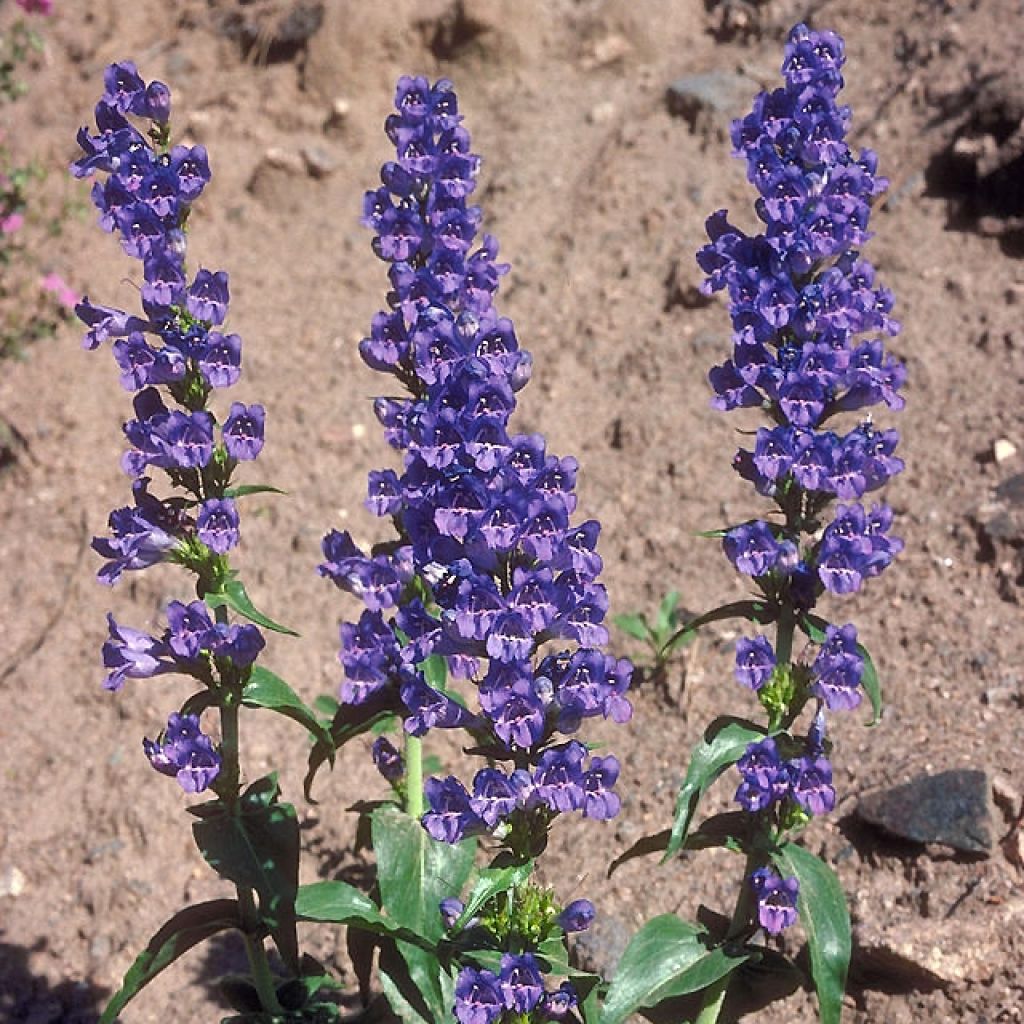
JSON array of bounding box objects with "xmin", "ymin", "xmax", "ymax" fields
[
  {"xmin": 694, "ymin": 850, "xmax": 757, "ymax": 1024},
  {"xmin": 217, "ymin": 644, "xmax": 283, "ymax": 1013},
  {"xmin": 405, "ymin": 731, "xmax": 424, "ymax": 819}
]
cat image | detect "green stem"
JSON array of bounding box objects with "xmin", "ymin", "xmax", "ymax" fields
[
  {"xmin": 405, "ymin": 731, "xmax": 424, "ymax": 819},
  {"xmin": 694, "ymin": 851, "xmax": 757, "ymax": 1024},
  {"xmin": 216, "ymin": 625, "xmax": 283, "ymax": 1013}
]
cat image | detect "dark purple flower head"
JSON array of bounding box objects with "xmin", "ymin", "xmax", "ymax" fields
[
  {"xmin": 371, "ymin": 736, "xmax": 405, "ymax": 783},
  {"xmin": 422, "ymin": 776, "xmax": 486, "ymax": 844},
  {"xmin": 790, "ymin": 753, "xmax": 836, "ymax": 816},
  {"xmin": 223, "ymin": 403, "xmax": 265, "ymax": 460},
  {"xmin": 734, "ymin": 634, "xmax": 776, "ymax": 691},
  {"xmin": 187, "ymin": 269, "xmax": 230, "ymax": 325},
  {"xmin": 810, "ymin": 622, "xmax": 864, "ymax": 710},
  {"xmin": 196, "ymin": 497, "xmax": 240, "ymax": 554},
  {"xmin": 499, "ymin": 953, "xmax": 544, "ymax": 1014},
  {"xmin": 454, "ymin": 966, "xmax": 502, "ymax": 1024},
  {"xmin": 102, "ymin": 614, "xmax": 174, "ymax": 691},
  {"xmin": 749, "ymin": 868, "xmax": 799, "ymax": 934},
  {"xmin": 144, "ymin": 712, "xmax": 221, "ymax": 794},
  {"xmin": 558, "ymin": 898, "xmax": 596, "ymax": 934}
]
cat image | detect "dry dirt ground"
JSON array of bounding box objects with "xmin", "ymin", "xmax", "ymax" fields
[{"xmin": 1, "ymin": 0, "xmax": 1023, "ymax": 1021}]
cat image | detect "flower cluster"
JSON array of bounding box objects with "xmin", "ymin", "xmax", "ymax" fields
[
  {"xmin": 320, "ymin": 75, "xmax": 632, "ymax": 850},
  {"xmin": 697, "ymin": 25, "xmax": 903, "ymax": 933},
  {"xmin": 144, "ymin": 712, "xmax": 221, "ymax": 794},
  {"xmin": 454, "ymin": 957, "xmax": 578, "ymax": 1024},
  {"xmin": 73, "ymin": 63, "xmax": 266, "ymax": 791}
]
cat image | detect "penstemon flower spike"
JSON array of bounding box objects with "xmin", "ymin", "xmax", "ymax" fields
[
  {"xmin": 307, "ymin": 74, "xmax": 633, "ymax": 1023},
  {"xmin": 73, "ymin": 61, "xmax": 336, "ymax": 1022},
  {"xmin": 670, "ymin": 23, "xmax": 901, "ymax": 1024}
]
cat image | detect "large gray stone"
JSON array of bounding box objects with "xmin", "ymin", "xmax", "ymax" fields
[{"xmin": 856, "ymin": 769, "xmax": 995, "ymax": 855}]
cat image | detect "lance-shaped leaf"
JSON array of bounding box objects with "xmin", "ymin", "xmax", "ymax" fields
[
  {"xmin": 664, "ymin": 716, "xmax": 767, "ymax": 861},
  {"xmin": 223, "ymin": 483, "xmax": 287, "ymax": 499},
  {"xmin": 372, "ymin": 805, "xmax": 476, "ymax": 1023},
  {"xmin": 659, "ymin": 599, "xmax": 776, "ymax": 662},
  {"xmin": 100, "ymin": 900, "xmax": 240, "ymax": 1024},
  {"xmin": 770, "ymin": 842, "xmax": 851, "ymax": 1024},
  {"xmin": 597, "ymin": 914, "xmax": 750, "ymax": 1024},
  {"xmin": 304, "ymin": 690, "xmax": 403, "ymax": 801},
  {"xmin": 610, "ymin": 811, "xmax": 751, "ymax": 875},
  {"xmin": 206, "ymin": 577, "xmax": 299, "ymax": 636},
  {"xmin": 191, "ymin": 776, "xmax": 300, "ymax": 970},
  {"xmin": 800, "ymin": 612, "xmax": 883, "ymax": 725},
  {"xmin": 451, "ymin": 860, "xmax": 533, "ymax": 931},
  {"xmin": 612, "ymin": 611, "xmax": 650, "ymax": 643},
  {"xmin": 242, "ymin": 666, "xmax": 333, "ymax": 759}
]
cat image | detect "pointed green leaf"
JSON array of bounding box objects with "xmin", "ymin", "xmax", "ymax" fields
[
  {"xmin": 655, "ymin": 590, "xmax": 681, "ymax": 635},
  {"xmin": 223, "ymin": 484, "xmax": 287, "ymax": 499},
  {"xmin": 598, "ymin": 915, "xmax": 749, "ymax": 1024},
  {"xmin": 419, "ymin": 654, "xmax": 448, "ymax": 689},
  {"xmin": 99, "ymin": 900, "xmax": 240, "ymax": 1023},
  {"xmin": 613, "ymin": 612, "xmax": 651, "ymax": 643},
  {"xmin": 304, "ymin": 693, "xmax": 401, "ymax": 800},
  {"xmin": 664, "ymin": 717, "xmax": 767, "ymax": 861},
  {"xmin": 191, "ymin": 780, "xmax": 300, "ymax": 969},
  {"xmin": 295, "ymin": 880, "xmax": 390, "ymax": 929},
  {"xmin": 659, "ymin": 599, "xmax": 776, "ymax": 662},
  {"xmin": 206, "ymin": 578, "xmax": 299, "ymax": 636},
  {"xmin": 610, "ymin": 812, "xmax": 751, "ymax": 877},
  {"xmin": 242, "ymin": 666, "xmax": 333, "ymax": 758},
  {"xmin": 372, "ymin": 805, "xmax": 476, "ymax": 1022},
  {"xmin": 770, "ymin": 842, "xmax": 851, "ymax": 1024},
  {"xmin": 454, "ymin": 860, "xmax": 534, "ymax": 930}
]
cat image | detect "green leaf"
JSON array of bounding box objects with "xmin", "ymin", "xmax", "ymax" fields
[
  {"xmin": 609, "ymin": 813, "xmax": 750, "ymax": 877},
  {"xmin": 858, "ymin": 645, "xmax": 882, "ymax": 726},
  {"xmin": 800, "ymin": 613, "xmax": 883, "ymax": 725},
  {"xmin": 664, "ymin": 716, "xmax": 767, "ymax": 862},
  {"xmin": 223, "ymin": 484, "xmax": 287, "ymax": 499},
  {"xmin": 372, "ymin": 805, "xmax": 476, "ymax": 1022},
  {"xmin": 304, "ymin": 694, "xmax": 401, "ymax": 801},
  {"xmin": 191, "ymin": 778, "xmax": 300, "ymax": 970},
  {"xmin": 296, "ymin": 879, "xmax": 397, "ymax": 933},
  {"xmin": 419, "ymin": 653, "xmax": 448, "ymax": 689},
  {"xmin": 453, "ymin": 860, "xmax": 534, "ymax": 930},
  {"xmin": 659, "ymin": 599, "xmax": 776, "ymax": 662},
  {"xmin": 100, "ymin": 900, "xmax": 240, "ymax": 1023},
  {"xmin": 206, "ymin": 578, "xmax": 299, "ymax": 636},
  {"xmin": 770, "ymin": 842, "xmax": 851, "ymax": 1024},
  {"xmin": 180, "ymin": 689, "xmax": 217, "ymax": 718},
  {"xmin": 598, "ymin": 915, "xmax": 749, "ymax": 1024},
  {"xmin": 242, "ymin": 666, "xmax": 333, "ymax": 759},
  {"xmin": 613, "ymin": 612, "xmax": 651, "ymax": 643},
  {"xmin": 655, "ymin": 590, "xmax": 681, "ymax": 635}
]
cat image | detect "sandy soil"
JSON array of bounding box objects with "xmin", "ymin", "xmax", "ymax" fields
[{"xmin": 1, "ymin": 0, "xmax": 1023, "ymax": 1021}]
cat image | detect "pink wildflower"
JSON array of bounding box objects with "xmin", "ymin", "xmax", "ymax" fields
[{"xmin": 41, "ymin": 272, "xmax": 79, "ymax": 309}]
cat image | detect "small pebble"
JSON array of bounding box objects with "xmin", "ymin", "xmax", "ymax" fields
[
  {"xmin": 0, "ymin": 864, "xmax": 26, "ymax": 897},
  {"xmin": 994, "ymin": 438, "xmax": 1017, "ymax": 463}
]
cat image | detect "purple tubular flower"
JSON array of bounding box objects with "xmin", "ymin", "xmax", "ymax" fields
[
  {"xmin": 811, "ymin": 622, "xmax": 864, "ymax": 710},
  {"xmin": 223, "ymin": 402, "xmax": 266, "ymax": 460},
  {"xmin": 735, "ymin": 737, "xmax": 789, "ymax": 812},
  {"xmin": 371, "ymin": 736, "xmax": 405, "ymax": 783},
  {"xmin": 454, "ymin": 966, "xmax": 503, "ymax": 1024},
  {"xmin": 196, "ymin": 497, "xmax": 240, "ymax": 554},
  {"xmin": 790, "ymin": 753, "xmax": 836, "ymax": 816},
  {"xmin": 734, "ymin": 634, "xmax": 776, "ymax": 691},
  {"xmin": 749, "ymin": 868, "xmax": 799, "ymax": 935},
  {"xmin": 558, "ymin": 899, "xmax": 596, "ymax": 933},
  {"xmin": 102, "ymin": 614, "xmax": 175, "ymax": 691},
  {"xmin": 542, "ymin": 982, "xmax": 579, "ymax": 1020},
  {"xmin": 439, "ymin": 896, "xmax": 464, "ymax": 931},
  {"xmin": 499, "ymin": 953, "xmax": 544, "ymax": 1014},
  {"xmin": 422, "ymin": 776, "xmax": 486, "ymax": 844},
  {"xmin": 92, "ymin": 478, "xmax": 182, "ymax": 584},
  {"xmin": 723, "ymin": 521, "xmax": 784, "ymax": 577},
  {"xmin": 187, "ymin": 269, "xmax": 230, "ymax": 325},
  {"xmin": 144, "ymin": 712, "xmax": 221, "ymax": 794}
]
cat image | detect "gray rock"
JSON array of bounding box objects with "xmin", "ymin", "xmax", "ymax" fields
[
  {"xmin": 569, "ymin": 912, "xmax": 631, "ymax": 978},
  {"xmin": 665, "ymin": 71, "xmax": 754, "ymax": 135},
  {"xmin": 302, "ymin": 144, "xmax": 338, "ymax": 179},
  {"xmin": 856, "ymin": 769, "xmax": 996, "ymax": 855}
]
